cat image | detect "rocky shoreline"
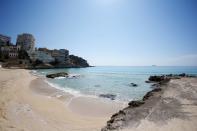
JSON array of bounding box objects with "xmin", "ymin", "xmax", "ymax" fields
[{"xmin": 101, "ymin": 74, "xmax": 197, "ymax": 131}]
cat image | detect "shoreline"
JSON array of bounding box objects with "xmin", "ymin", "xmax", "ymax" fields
[
  {"xmin": 30, "ymin": 71, "xmax": 128, "ymax": 106},
  {"xmin": 29, "ymin": 77, "xmax": 125, "ymax": 117},
  {"xmin": 102, "ymin": 76, "xmax": 197, "ymax": 131},
  {"xmin": 0, "ymin": 68, "xmax": 124, "ymax": 131},
  {"xmin": 1, "ymin": 67, "xmax": 197, "ymax": 131}
]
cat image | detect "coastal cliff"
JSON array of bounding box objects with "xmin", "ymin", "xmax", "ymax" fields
[{"xmin": 31, "ymin": 55, "xmax": 90, "ymax": 69}]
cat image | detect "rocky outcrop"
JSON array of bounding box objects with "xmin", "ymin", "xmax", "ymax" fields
[
  {"xmin": 46, "ymin": 72, "xmax": 68, "ymax": 79},
  {"xmin": 146, "ymin": 74, "xmax": 196, "ymax": 84},
  {"xmin": 101, "ymin": 87, "xmax": 164, "ymax": 131},
  {"xmin": 146, "ymin": 75, "xmax": 179, "ymax": 84},
  {"xmin": 148, "ymin": 75, "xmax": 170, "ymax": 82},
  {"xmin": 102, "ymin": 74, "xmax": 194, "ymax": 131},
  {"xmin": 69, "ymin": 55, "xmax": 89, "ymax": 67},
  {"xmin": 142, "ymin": 88, "xmax": 162, "ymax": 101}
]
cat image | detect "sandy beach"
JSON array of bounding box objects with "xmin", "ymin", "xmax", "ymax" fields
[
  {"xmin": 1, "ymin": 67, "xmax": 197, "ymax": 131},
  {"xmin": 0, "ymin": 68, "xmax": 123, "ymax": 131}
]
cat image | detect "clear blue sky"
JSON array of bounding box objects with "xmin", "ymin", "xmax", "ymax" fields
[{"xmin": 0, "ymin": 0, "xmax": 197, "ymax": 66}]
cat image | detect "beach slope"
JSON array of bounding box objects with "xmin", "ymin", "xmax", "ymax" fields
[{"xmin": 0, "ymin": 68, "xmax": 121, "ymax": 131}]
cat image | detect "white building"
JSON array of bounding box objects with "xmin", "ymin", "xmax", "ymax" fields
[
  {"xmin": 16, "ymin": 33, "xmax": 35, "ymax": 52},
  {"xmin": 0, "ymin": 45, "xmax": 21, "ymax": 58},
  {"xmin": 28, "ymin": 51, "xmax": 55, "ymax": 63},
  {"xmin": 9, "ymin": 52, "xmax": 18, "ymax": 58}
]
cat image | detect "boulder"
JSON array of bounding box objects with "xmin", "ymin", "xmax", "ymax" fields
[
  {"xmin": 69, "ymin": 55, "xmax": 90, "ymax": 67},
  {"xmin": 99, "ymin": 94, "xmax": 116, "ymax": 100},
  {"xmin": 46, "ymin": 72, "xmax": 68, "ymax": 79}
]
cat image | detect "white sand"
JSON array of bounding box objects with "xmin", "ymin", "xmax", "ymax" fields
[{"xmin": 0, "ymin": 68, "xmax": 123, "ymax": 131}]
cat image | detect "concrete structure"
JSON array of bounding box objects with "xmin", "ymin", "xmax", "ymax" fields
[
  {"xmin": 0, "ymin": 34, "xmax": 11, "ymax": 46},
  {"xmin": 28, "ymin": 51, "xmax": 55, "ymax": 63},
  {"xmin": 38, "ymin": 48, "xmax": 69, "ymax": 63},
  {"xmin": 16, "ymin": 33, "xmax": 35, "ymax": 52},
  {"xmin": 8, "ymin": 52, "xmax": 18, "ymax": 58},
  {"xmin": 38, "ymin": 48, "xmax": 52, "ymax": 55},
  {"xmin": 0, "ymin": 45, "xmax": 21, "ymax": 58},
  {"xmin": 0, "ymin": 45, "xmax": 21, "ymax": 53}
]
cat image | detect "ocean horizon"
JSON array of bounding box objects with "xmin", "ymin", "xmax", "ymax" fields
[{"xmin": 33, "ymin": 66, "xmax": 197, "ymax": 102}]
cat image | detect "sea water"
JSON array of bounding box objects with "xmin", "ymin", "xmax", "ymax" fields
[{"xmin": 34, "ymin": 66, "xmax": 197, "ymax": 102}]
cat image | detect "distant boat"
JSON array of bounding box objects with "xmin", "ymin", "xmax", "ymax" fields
[{"xmin": 152, "ymin": 65, "xmax": 157, "ymax": 67}]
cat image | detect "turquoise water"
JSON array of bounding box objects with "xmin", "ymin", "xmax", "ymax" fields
[{"xmin": 34, "ymin": 66, "xmax": 197, "ymax": 102}]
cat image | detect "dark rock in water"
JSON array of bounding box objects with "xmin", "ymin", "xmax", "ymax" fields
[
  {"xmin": 129, "ymin": 83, "xmax": 138, "ymax": 87},
  {"xmin": 166, "ymin": 74, "xmax": 173, "ymax": 77},
  {"xmin": 143, "ymin": 88, "xmax": 162, "ymax": 101},
  {"xmin": 99, "ymin": 94, "xmax": 116, "ymax": 100},
  {"xmin": 148, "ymin": 75, "xmax": 165, "ymax": 82},
  {"xmin": 128, "ymin": 100, "xmax": 145, "ymax": 107},
  {"xmin": 148, "ymin": 75, "xmax": 171, "ymax": 84},
  {"xmin": 72, "ymin": 75, "xmax": 77, "ymax": 78},
  {"xmin": 68, "ymin": 74, "xmax": 81, "ymax": 78},
  {"xmin": 94, "ymin": 84, "xmax": 101, "ymax": 87},
  {"xmin": 179, "ymin": 73, "xmax": 186, "ymax": 77},
  {"xmin": 187, "ymin": 75, "xmax": 197, "ymax": 78},
  {"xmin": 46, "ymin": 72, "xmax": 68, "ymax": 79}
]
